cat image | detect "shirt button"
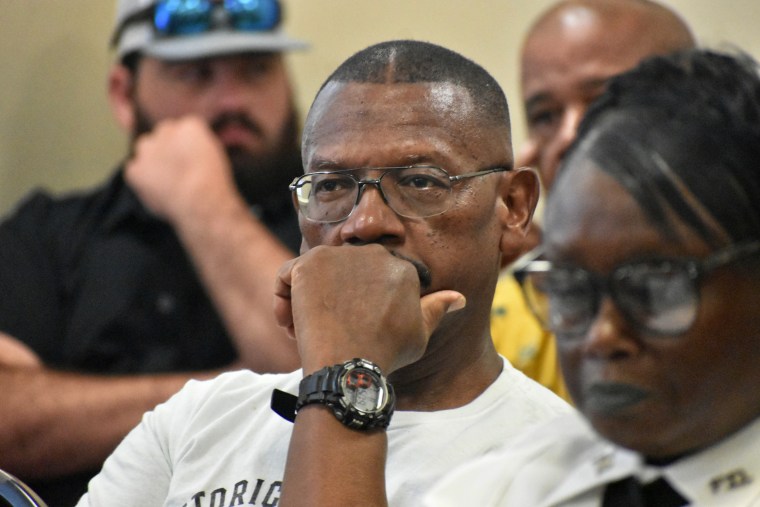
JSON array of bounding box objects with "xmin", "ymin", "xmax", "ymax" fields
[{"xmin": 156, "ymin": 292, "xmax": 177, "ymax": 315}]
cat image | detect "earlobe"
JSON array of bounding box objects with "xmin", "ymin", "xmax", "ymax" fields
[
  {"xmin": 107, "ymin": 64, "xmax": 136, "ymax": 132},
  {"xmin": 498, "ymin": 167, "xmax": 541, "ymax": 264}
]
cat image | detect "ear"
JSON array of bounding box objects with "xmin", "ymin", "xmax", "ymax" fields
[
  {"xmin": 497, "ymin": 167, "xmax": 541, "ymax": 266},
  {"xmin": 107, "ymin": 64, "xmax": 136, "ymax": 133}
]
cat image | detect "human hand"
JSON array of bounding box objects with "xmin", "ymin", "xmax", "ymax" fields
[
  {"xmin": 273, "ymin": 244, "xmax": 465, "ymax": 375},
  {"xmin": 125, "ymin": 116, "xmax": 242, "ymax": 224},
  {"xmin": 0, "ymin": 332, "xmax": 42, "ymax": 368}
]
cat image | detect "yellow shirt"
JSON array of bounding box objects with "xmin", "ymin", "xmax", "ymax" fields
[{"xmin": 490, "ymin": 273, "xmax": 570, "ymax": 401}]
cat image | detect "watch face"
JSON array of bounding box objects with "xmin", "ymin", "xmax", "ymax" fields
[{"xmin": 342, "ymin": 368, "xmax": 385, "ymax": 413}]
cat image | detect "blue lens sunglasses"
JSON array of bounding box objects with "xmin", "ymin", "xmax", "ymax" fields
[{"xmin": 112, "ymin": 0, "xmax": 281, "ymax": 46}]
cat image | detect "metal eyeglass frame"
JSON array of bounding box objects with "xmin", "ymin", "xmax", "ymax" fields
[{"xmin": 289, "ymin": 165, "xmax": 510, "ymax": 223}]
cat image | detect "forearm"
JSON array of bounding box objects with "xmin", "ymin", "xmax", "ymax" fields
[
  {"xmin": 280, "ymin": 405, "xmax": 388, "ymax": 507},
  {"xmin": 173, "ymin": 195, "xmax": 299, "ymax": 373},
  {"xmin": 124, "ymin": 117, "xmax": 300, "ymax": 373},
  {"xmin": 0, "ymin": 366, "xmax": 203, "ymax": 479}
]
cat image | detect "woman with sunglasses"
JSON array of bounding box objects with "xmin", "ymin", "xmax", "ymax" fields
[{"xmin": 426, "ymin": 48, "xmax": 760, "ymax": 506}]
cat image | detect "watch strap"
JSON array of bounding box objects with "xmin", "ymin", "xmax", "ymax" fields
[
  {"xmin": 295, "ymin": 364, "xmax": 344, "ymax": 412},
  {"xmin": 270, "ymin": 366, "xmax": 345, "ymax": 423},
  {"xmin": 270, "ymin": 388, "xmax": 297, "ymax": 423}
]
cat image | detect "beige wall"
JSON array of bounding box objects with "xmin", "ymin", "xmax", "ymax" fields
[{"xmin": 2, "ymin": 0, "xmax": 759, "ymax": 215}]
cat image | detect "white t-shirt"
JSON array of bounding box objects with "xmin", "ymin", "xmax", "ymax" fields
[
  {"xmin": 425, "ymin": 412, "xmax": 760, "ymax": 506},
  {"xmin": 76, "ymin": 357, "xmax": 570, "ymax": 507}
]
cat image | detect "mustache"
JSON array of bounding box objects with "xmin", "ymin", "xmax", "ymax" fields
[
  {"xmin": 211, "ymin": 112, "xmax": 263, "ymax": 138},
  {"xmin": 390, "ymin": 251, "xmax": 432, "ymax": 289}
]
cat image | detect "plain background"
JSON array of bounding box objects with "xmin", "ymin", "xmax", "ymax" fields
[{"xmin": 1, "ymin": 0, "xmax": 759, "ymax": 215}]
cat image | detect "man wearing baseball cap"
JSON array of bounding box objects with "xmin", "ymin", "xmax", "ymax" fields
[{"xmin": 0, "ymin": 1, "xmax": 307, "ymax": 505}]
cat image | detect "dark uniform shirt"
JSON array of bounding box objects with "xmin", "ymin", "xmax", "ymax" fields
[{"xmin": 0, "ymin": 169, "xmax": 300, "ymax": 506}]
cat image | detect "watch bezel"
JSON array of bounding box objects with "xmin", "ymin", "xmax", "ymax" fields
[{"xmin": 337, "ymin": 358, "xmax": 392, "ymax": 415}]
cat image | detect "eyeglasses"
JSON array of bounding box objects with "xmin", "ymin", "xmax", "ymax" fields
[
  {"xmin": 289, "ymin": 165, "xmax": 509, "ymax": 223},
  {"xmin": 514, "ymin": 241, "xmax": 760, "ymax": 337},
  {"xmin": 112, "ymin": 0, "xmax": 281, "ymax": 46}
]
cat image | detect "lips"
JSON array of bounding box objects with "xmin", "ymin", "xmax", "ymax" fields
[{"xmin": 583, "ymin": 382, "xmax": 649, "ymax": 415}]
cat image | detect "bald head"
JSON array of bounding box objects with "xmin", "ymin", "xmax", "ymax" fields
[
  {"xmin": 527, "ymin": 0, "xmax": 695, "ymax": 55},
  {"xmin": 520, "ymin": 0, "xmax": 695, "ymax": 189}
]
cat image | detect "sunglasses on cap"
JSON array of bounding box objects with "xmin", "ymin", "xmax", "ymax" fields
[
  {"xmin": 514, "ymin": 241, "xmax": 760, "ymax": 338},
  {"xmin": 112, "ymin": 0, "xmax": 282, "ymax": 47}
]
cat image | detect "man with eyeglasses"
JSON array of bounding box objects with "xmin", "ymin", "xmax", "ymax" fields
[
  {"xmin": 0, "ymin": 0, "xmax": 306, "ymax": 504},
  {"xmin": 425, "ymin": 48, "xmax": 760, "ymax": 506},
  {"xmin": 75, "ymin": 39, "xmax": 571, "ymax": 507}
]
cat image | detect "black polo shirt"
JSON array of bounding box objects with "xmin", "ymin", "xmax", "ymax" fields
[{"xmin": 0, "ymin": 169, "xmax": 300, "ymax": 505}]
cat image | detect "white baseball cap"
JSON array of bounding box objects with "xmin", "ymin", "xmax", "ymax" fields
[{"xmin": 112, "ymin": 0, "xmax": 308, "ymax": 60}]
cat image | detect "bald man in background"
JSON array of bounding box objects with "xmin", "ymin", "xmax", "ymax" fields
[
  {"xmin": 519, "ymin": 0, "xmax": 696, "ymax": 188},
  {"xmin": 491, "ymin": 0, "xmax": 695, "ymax": 400}
]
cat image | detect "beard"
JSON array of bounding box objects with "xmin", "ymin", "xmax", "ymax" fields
[{"xmin": 131, "ymin": 104, "xmax": 303, "ymax": 207}]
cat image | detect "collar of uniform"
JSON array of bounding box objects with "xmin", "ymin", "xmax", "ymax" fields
[
  {"xmin": 538, "ymin": 420, "xmax": 643, "ymax": 506},
  {"xmin": 542, "ymin": 415, "xmax": 760, "ymax": 507},
  {"xmin": 664, "ymin": 414, "xmax": 760, "ymax": 506}
]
